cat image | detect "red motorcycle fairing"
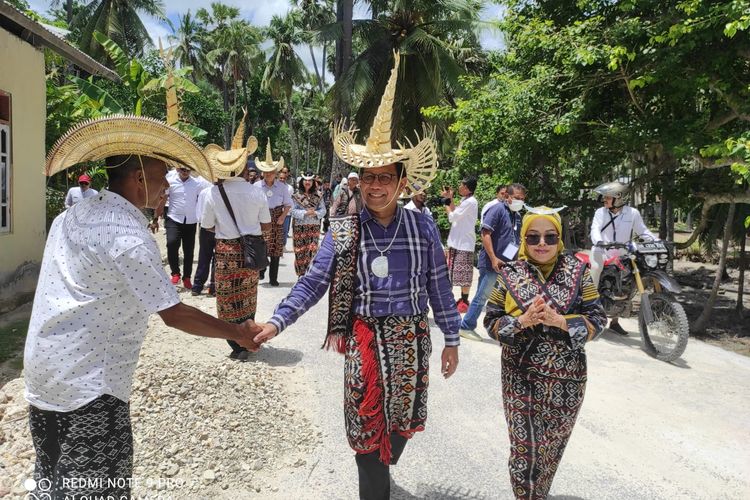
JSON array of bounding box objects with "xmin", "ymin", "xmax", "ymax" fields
[{"xmin": 574, "ymin": 252, "xmax": 627, "ymax": 270}]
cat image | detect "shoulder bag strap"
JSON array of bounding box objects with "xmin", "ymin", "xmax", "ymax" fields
[{"xmin": 217, "ymin": 183, "xmax": 241, "ymax": 235}]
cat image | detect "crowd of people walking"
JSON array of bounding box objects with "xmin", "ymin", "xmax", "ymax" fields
[{"xmin": 25, "ymin": 51, "xmax": 615, "ymax": 500}]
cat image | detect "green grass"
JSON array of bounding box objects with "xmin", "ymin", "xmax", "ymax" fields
[{"xmin": 0, "ymin": 319, "xmax": 29, "ymax": 365}]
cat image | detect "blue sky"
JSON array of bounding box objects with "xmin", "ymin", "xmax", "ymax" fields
[{"xmin": 28, "ymin": 0, "xmax": 505, "ymax": 71}]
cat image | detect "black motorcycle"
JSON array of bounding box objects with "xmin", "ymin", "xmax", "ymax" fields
[{"xmin": 576, "ymin": 237, "xmax": 689, "ymax": 362}]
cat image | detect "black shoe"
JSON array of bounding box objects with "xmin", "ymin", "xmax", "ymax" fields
[
  {"xmin": 191, "ymin": 290, "xmax": 200, "ymax": 296},
  {"xmin": 259, "ymin": 271, "xmax": 265, "ymax": 280},
  {"xmin": 608, "ymin": 322, "xmax": 629, "ymax": 336},
  {"xmin": 228, "ymin": 351, "xmax": 239, "ymax": 359},
  {"xmin": 236, "ymin": 351, "xmax": 251, "ymax": 361}
]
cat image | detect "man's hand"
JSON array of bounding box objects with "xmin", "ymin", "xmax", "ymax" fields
[
  {"xmin": 235, "ymin": 319, "xmax": 263, "ymax": 352},
  {"xmin": 441, "ymin": 346, "xmax": 459, "ymax": 379},
  {"xmin": 491, "ymin": 256, "xmax": 504, "ymax": 273},
  {"xmin": 149, "ymin": 220, "xmax": 159, "ymax": 233},
  {"xmin": 276, "ymin": 216, "xmax": 286, "ymax": 225},
  {"xmin": 441, "ymin": 188, "xmax": 453, "ymax": 199},
  {"xmin": 253, "ymin": 323, "xmax": 279, "ymax": 345},
  {"xmin": 306, "ymin": 209, "xmax": 316, "ymax": 217},
  {"xmin": 517, "ymin": 295, "xmax": 545, "ymax": 329}
]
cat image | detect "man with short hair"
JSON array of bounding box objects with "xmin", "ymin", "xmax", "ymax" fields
[
  {"xmin": 153, "ymin": 166, "xmax": 211, "ymax": 289},
  {"xmin": 404, "ymin": 191, "xmax": 432, "ymax": 218},
  {"xmin": 331, "ymin": 172, "xmax": 362, "ymax": 216},
  {"xmin": 443, "ymin": 177, "xmax": 479, "ymax": 314},
  {"xmin": 25, "ymin": 116, "xmax": 260, "ymax": 500},
  {"xmin": 459, "ymin": 183, "xmax": 526, "ymax": 340},
  {"xmin": 480, "ymin": 184, "xmax": 507, "ymax": 223},
  {"xmin": 64, "ymin": 174, "xmax": 98, "ymax": 207}
]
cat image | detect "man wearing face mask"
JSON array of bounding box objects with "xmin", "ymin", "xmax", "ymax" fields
[{"xmin": 459, "ymin": 183, "xmax": 526, "ymax": 340}]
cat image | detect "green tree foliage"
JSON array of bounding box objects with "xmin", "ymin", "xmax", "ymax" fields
[{"xmin": 74, "ymin": 0, "xmax": 167, "ymax": 62}]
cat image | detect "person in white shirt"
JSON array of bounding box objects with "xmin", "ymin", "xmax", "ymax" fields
[
  {"xmin": 26, "ymin": 116, "xmax": 260, "ymax": 500},
  {"xmin": 64, "ymin": 174, "xmax": 98, "ymax": 207},
  {"xmin": 202, "ymin": 161, "xmax": 271, "ymax": 360},
  {"xmin": 254, "ymin": 140, "xmax": 292, "ymax": 286},
  {"xmin": 590, "ymin": 180, "xmax": 657, "ymax": 335},
  {"xmin": 191, "ymin": 181, "xmax": 217, "ymax": 296},
  {"xmin": 442, "ymin": 176, "xmax": 479, "ymax": 313},
  {"xmin": 279, "ymin": 169, "xmax": 295, "ymax": 249},
  {"xmin": 480, "ymin": 184, "xmax": 507, "ymax": 223},
  {"xmin": 403, "ymin": 191, "xmax": 433, "ymax": 218},
  {"xmin": 153, "ymin": 167, "xmax": 211, "ymax": 289}
]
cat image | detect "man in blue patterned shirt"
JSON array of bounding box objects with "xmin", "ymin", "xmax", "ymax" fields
[{"xmin": 254, "ymin": 52, "xmax": 459, "ymax": 500}]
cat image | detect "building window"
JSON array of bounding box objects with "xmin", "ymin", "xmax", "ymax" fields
[{"xmin": 0, "ymin": 91, "xmax": 9, "ymax": 234}]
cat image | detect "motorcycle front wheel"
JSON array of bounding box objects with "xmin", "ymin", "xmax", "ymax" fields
[{"xmin": 638, "ymin": 293, "xmax": 689, "ymax": 362}]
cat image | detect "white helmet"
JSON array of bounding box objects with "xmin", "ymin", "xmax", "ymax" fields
[{"xmin": 594, "ymin": 181, "xmax": 629, "ymax": 208}]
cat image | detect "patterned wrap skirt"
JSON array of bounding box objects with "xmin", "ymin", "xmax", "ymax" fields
[
  {"xmin": 446, "ymin": 247, "xmax": 474, "ymax": 287},
  {"xmin": 344, "ymin": 313, "xmax": 432, "ymax": 465},
  {"xmin": 292, "ymin": 221, "xmax": 320, "ymax": 276},
  {"xmin": 215, "ymin": 238, "xmax": 259, "ymax": 323},
  {"xmin": 263, "ymin": 206, "xmax": 285, "ymax": 257},
  {"xmin": 502, "ymin": 330, "xmax": 587, "ymax": 499}
]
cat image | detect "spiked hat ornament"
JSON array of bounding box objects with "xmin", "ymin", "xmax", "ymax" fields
[
  {"xmin": 203, "ymin": 110, "xmax": 258, "ymax": 181},
  {"xmin": 333, "ymin": 51, "xmax": 438, "ymax": 195},
  {"xmin": 255, "ymin": 139, "xmax": 285, "ymax": 172}
]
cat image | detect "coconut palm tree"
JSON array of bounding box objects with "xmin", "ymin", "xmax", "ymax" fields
[
  {"xmin": 291, "ymin": 0, "xmax": 335, "ymax": 92},
  {"xmin": 207, "ymin": 19, "xmax": 264, "ymax": 143},
  {"xmin": 330, "ymin": 0, "xmax": 485, "ymax": 138},
  {"xmin": 170, "ymin": 10, "xmax": 206, "ymax": 83},
  {"xmin": 75, "ymin": 0, "xmax": 166, "ymax": 62},
  {"xmin": 262, "ymin": 13, "xmax": 308, "ymax": 173}
]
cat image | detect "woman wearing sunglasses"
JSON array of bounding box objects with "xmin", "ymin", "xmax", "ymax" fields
[{"xmin": 484, "ymin": 207, "xmax": 606, "ymax": 499}]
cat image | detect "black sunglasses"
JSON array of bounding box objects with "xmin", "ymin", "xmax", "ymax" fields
[{"xmin": 525, "ymin": 233, "xmax": 560, "ymax": 246}]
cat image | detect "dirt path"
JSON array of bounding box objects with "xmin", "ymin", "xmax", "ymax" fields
[{"xmin": 1, "ymin": 230, "xmax": 749, "ymax": 499}]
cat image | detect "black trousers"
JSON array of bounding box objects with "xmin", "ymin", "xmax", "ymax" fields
[
  {"xmin": 355, "ymin": 433, "xmax": 409, "ymax": 500},
  {"xmin": 28, "ymin": 394, "xmax": 132, "ymax": 500},
  {"xmin": 192, "ymin": 227, "xmax": 216, "ymax": 293},
  {"xmin": 165, "ymin": 217, "xmax": 197, "ymax": 279}
]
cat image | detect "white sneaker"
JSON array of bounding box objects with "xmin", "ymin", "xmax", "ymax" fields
[{"xmin": 459, "ymin": 329, "xmax": 482, "ymax": 341}]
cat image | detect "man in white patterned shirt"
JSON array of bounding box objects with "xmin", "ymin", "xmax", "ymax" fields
[{"xmin": 25, "ymin": 117, "xmax": 260, "ymax": 499}]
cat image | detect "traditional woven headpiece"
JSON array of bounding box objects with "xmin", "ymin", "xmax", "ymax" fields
[
  {"xmin": 45, "ymin": 115, "xmax": 213, "ymax": 180},
  {"xmin": 255, "ymin": 139, "xmax": 285, "ymax": 172},
  {"xmin": 333, "ymin": 51, "xmax": 438, "ymax": 195},
  {"xmin": 203, "ymin": 110, "xmax": 258, "ymax": 180}
]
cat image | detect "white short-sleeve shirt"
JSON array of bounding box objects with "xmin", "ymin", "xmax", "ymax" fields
[
  {"xmin": 164, "ymin": 170, "xmax": 211, "ymax": 224},
  {"xmin": 65, "ymin": 186, "xmax": 99, "ymax": 207},
  {"xmin": 447, "ymin": 195, "xmax": 478, "ymax": 252},
  {"xmin": 202, "ymin": 178, "xmax": 271, "ymax": 239},
  {"xmin": 24, "ymin": 190, "xmax": 180, "ymax": 412}
]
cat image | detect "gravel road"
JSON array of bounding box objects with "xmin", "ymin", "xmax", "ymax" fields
[{"xmin": 2, "ymin": 232, "xmax": 748, "ymax": 499}]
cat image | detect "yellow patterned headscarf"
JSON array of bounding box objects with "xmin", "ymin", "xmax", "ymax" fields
[{"xmin": 518, "ymin": 208, "xmax": 565, "ymax": 277}]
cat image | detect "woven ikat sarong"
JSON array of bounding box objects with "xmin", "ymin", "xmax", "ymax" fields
[{"xmin": 344, "ymin": 313, "xmax": 431, "ymax": 465}]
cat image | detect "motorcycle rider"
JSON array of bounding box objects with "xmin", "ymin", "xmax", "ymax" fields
[{"xmin": 590, "ymin": 180, "xmax": 657, "ymax": 336}]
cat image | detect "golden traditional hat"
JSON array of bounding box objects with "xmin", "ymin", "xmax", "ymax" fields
[
  {"xmin": 333, "ymin": 51, "xmax": 438, "ymax": 195},
  {"xmin": 203, "ymin": 111, "xmax": 258, "ymax": 180},
  {"xmin": 255, "ymin": 139, "xmax": 285, "ymax": 172},
  {"xmin": 45, "ymin": 115, "xmax": 213, "ymax": 180}
]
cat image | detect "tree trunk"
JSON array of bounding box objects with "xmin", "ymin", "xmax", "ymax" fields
[
  {"xmin": 737, "ymin": 232, "xmax": 746, "ymax": 318},
  {"xmin": 285, "ymin": 95, "xmax": 298, "ymax": 175},
  {"xmin": 241, "ymin": 79, "xmax": 250, "ymax": 136},
  {"xmin": 305, "ymin": 135, "xmax": 311, "ymax": 171},
  {"xmin": 692, "ymin": 203, "xmax": 736, "ymax": 333},
  {"xmin": 66, "ymin": 0, "xmax": 73, "ymax": 24},
  {"xmin": 659, "ymin": 187, "xmax": 668, "ymax": 240},
  {"xmin": 309, "ymin": 45, "xmax": 323, "ymax": 93},
  {"xmin": 222, "ymin": 77, "xmax": 230, "ymax": 149},
  {"xmin": 322, "ymin": 42, "xmax": 327, "ymax": 87}
]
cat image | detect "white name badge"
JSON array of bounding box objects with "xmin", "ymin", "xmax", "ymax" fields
[{"xmin": 502, "ymin": 242, "xmax": 519, "ymax": 261}]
